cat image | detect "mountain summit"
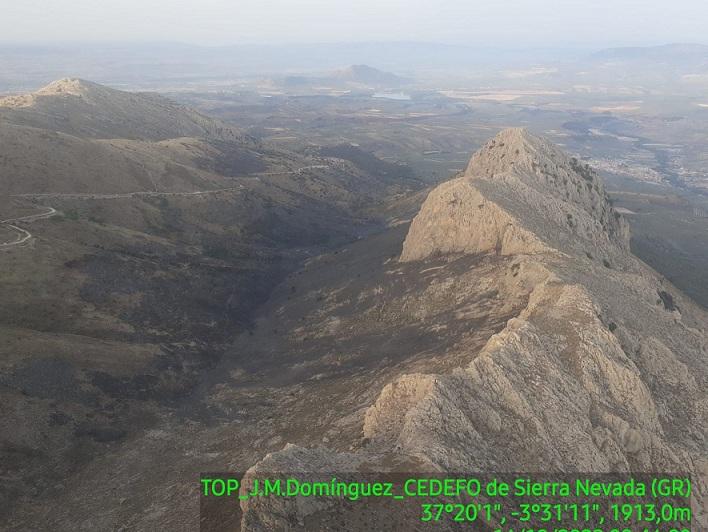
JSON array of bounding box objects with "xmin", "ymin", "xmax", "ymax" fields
[
  {"xmin": 334, "ymin": 64, "xmax": 406, "ymax": 86},
  {"xmin": 35, "ymin": 77, "xmax": 98, "ymax": 97},
  {"xmin": 401, "ymin": 128, "xmax": 629, "ymax": 261},
  {"xmin": 0, "ymin": 78, "xmax": 244, "ymax": 141}
]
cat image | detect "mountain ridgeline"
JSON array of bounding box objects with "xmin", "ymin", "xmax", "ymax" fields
[
  {"xmin": 401, "ymin": 128, "xmax": 630, "ymax": 261},
  {"xmin": 0, "ymin": 78, "xmax": 245, "ymax": 141},
  {"xmin": 240, "ymin": 129, "xmax": 708, "ymax": 530}
]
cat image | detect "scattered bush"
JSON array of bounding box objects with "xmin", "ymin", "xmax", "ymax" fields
[
  {"xmin": 657, "ymin": 290, "xmax": 677, "ymax": 312},
  {"xmin": 203, "ymin": 243, "xmax": 230, "ymax": 260}
]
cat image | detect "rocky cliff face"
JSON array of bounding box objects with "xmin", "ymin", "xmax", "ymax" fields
[
  {"xmin": 240, "ymin": 129, "xmax": 707, "ymax": 530},
  {"xmin": 401, "ymin": 128, "xmax": 630, "ymax": 261}
]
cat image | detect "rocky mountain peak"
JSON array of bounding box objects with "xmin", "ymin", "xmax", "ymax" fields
[
  {"xmin": 400, "ymin": 129, "xmax": 630, "ymax": 262},
  {"xmin": 466, "ymin": 127, "xmax": 539, "ymax": 172},
  {"xmin": 0, "ymin": 78, "xmax": 246, "ymax": 141},
  {"xmin": 1, "ymin": 78, "xmax": 108, "ymax": 108},
  {"xmin": 36, "ymin": 78, "xmax": 96, "ymax": 97},
  {"xmin": 467, "ymin": 128, "xmax": 604, "ymax": 203},
  {"xmin": 466, "ymin": 127, "xmax": 570, "ymax": 178},
  {"xmin": 469, "ymin": 128, "xmax": 629, "ymax": 248}
]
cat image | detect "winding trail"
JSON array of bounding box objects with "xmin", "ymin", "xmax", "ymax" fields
[
  {"xmin": 9, "ymin": 163, "xmax": 336, "ymax": 201},
  {"xmin": 1, "ymin": 164, "xmax": 332, "ymax": 247},
  {"xmin": 11, "ymin": 187, "xmax": 245, "ymax": 201},
  {"xmin": 0, "ymin": 206, "xmax": 57, "ymax": 248}
]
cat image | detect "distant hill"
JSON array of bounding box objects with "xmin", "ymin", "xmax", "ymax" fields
[
  {"xmin": 590, "ymin": 43, "xmax": 708, "ymax": 63},
  {"xmin": 333, "ymin": 64, "xmax": 407, "ymax": 86},
  {"xmin": 0, "ymin": 79, "xmax": 272, "ymax": 195},
  {"xmin": 576, "ymin": 43, "xmax": 708, "ymax": 91},
  {"xmin": 276, "ymin": 64, "xmax": 408, "ymax": 90},
  {"xmin": 0, "ymin": 78, "xmax": 419, "ymax": 198},
  {"xmin": 0, "ymin": 78, "xmax": 245, "ymax": 141},
  {"xmin": 316, "ymin": 144, "xmax": 415, "ymax": 182},
  {"xmin": 0, "ymin": 123, "xmax": 261, "ymax": 195}
]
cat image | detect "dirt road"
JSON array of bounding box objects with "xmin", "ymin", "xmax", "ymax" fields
[{"xmin": 0, "ymin": 206, "xmax": 57, "ymax": 248}]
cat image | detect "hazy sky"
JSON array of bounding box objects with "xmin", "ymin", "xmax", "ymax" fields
[{"xmin": 3, "ymin": 0, "xmax": 707, "ymax": 47}]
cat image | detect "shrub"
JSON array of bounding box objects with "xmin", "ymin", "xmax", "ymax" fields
[
  {"xmin": 203, "ymin": 243, "xmax": 230, "ymax": 260},
  {"xmin": 658, "ymin": 290, "xmax": 677, "ymax": 312}
]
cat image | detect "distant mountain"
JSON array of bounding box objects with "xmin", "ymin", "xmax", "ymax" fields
[
  {"xmin": 0, "ymin": 79, "xmax": 264, "ymax": 195},
  {"xmin": 590, "ymin": 43, "xmax": 708, "ymax": 64},
  {"xmin": 277, "ymin": 64, "xmax": 408, "ymax": 90},
  {"xmin": 574, "ymin": 43, "xmax": 708, "ymax": 91},
  {"xmin": 0, "ymin": 78, "xmax": 244, "ymax": 141},
  {"xmin": 333, "ymin": 64, "xmax": 407, "ymax": 86},
  {"xmin": 0, "ymin": 42, "xmax": 553, "ymax": 91}
]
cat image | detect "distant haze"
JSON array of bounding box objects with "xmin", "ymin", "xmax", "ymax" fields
[{"xmin": 3, "ymin": 0, "xmax": 708, "ymax": 47}]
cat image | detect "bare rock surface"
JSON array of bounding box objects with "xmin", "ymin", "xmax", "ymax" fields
[{"xmin": 401, "ymin": 128, "xmax": 630, "ymax": 261}]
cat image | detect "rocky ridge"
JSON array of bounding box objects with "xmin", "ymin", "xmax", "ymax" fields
[
  {"xmin": 401, "ymin": 128, "xmax": 630, "ymax": 261},
  {"xmin": 240, "ymin": 129, "xmax": 708, "ymax": 530}
]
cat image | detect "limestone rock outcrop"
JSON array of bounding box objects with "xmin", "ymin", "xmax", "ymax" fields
[
  {"xmin": 401, "ymin": 128, "xmax": 630, "ymax": 261},
  {"xmin": 241, "ymin": 129, "xmax": 708, "ymax": 530}
]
